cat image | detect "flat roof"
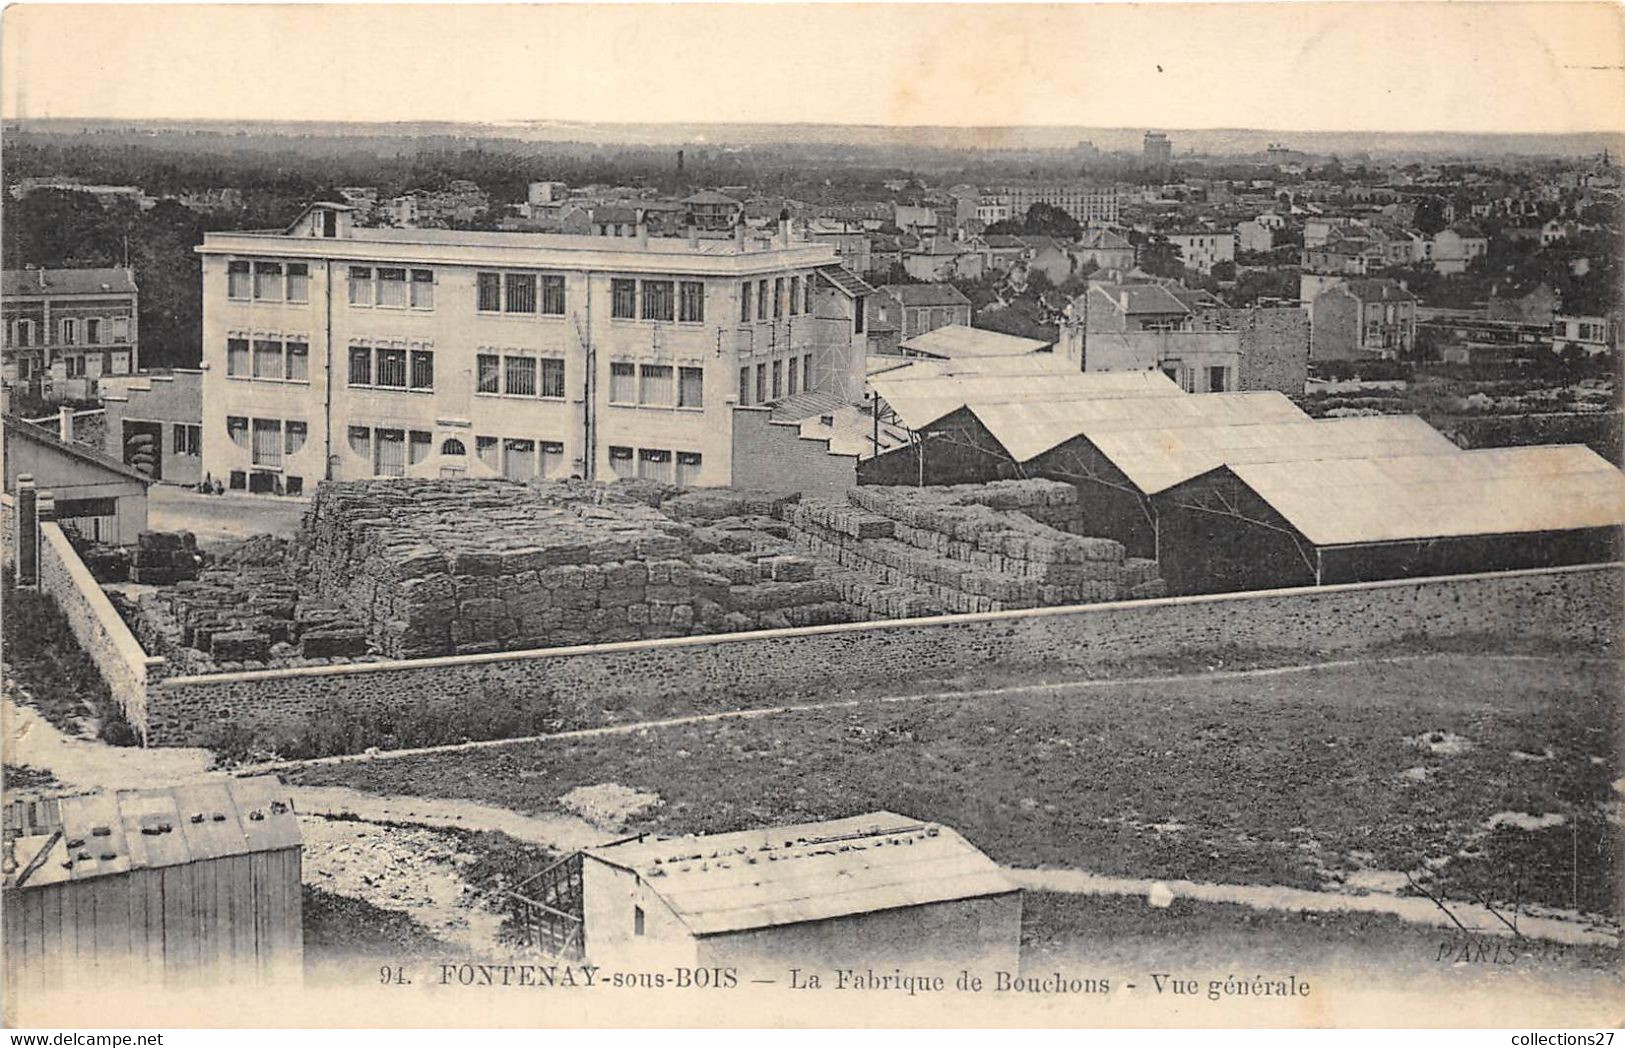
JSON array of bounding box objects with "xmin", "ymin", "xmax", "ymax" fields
[
  {"xmin": 1087, "ymin": 414, "xmax": 1460, "ymax": 495},
  {"xmin": 584, "ymin": 812, "xmax": 1015, "ymax": 937},
  {"xmin": 1209, "ymin": 444, "xmax": 1625, "ymax": 547},
  {"xmin": 973, "ymin": 390, "xmax": 1305, "ymax": 463},
  {"xmin": 898, "ymin": 325, "xmax": 1053, "ymax": 360}
]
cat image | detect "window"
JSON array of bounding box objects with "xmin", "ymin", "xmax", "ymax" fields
[
  {"xmin": 410, "ymin": 269, "xmax": 433, "ymax": 309},
  {"xmin": 774, "ymin": 277, "xmax": 785, "ymax": 318},
  {"xmin": 539, "ymin": 358, "xmax": 565, "ymax": 399},
  {"xmin": 227, "ymin": 416, "xmax": 250, "ymax": 449},
  {"xmin": 805, "ymin": 274, "xmax": 815, "ymax": 313},
  {"xmin": 376, "ymin": 348, "xmax": 407, "ymax": 388},
  {"xmin": 678, "ymin": 366, "xmax": 704, "ymax": 408},
  {"xmin": 228, "ymin": 260, "xmax": 251, "ymax": 299},
  {"xmin": 854, "ymin": 295, "xmax": 866, "ymax": 335},
  {"xmin": 410, "ymin": 349, "xmax": 434, "ymax": 391},
  {"xmin": 503, "ymin": 438, "xmax": 536, "ymax": 481},
  {"xmin": 287, "ymin": 341, "xmax": 309, "ymax": 382},
  {"xmin": 505, "ymin": 273, "xmax": 537, "ymax": 314},
  {"xmin": 65, "ymin": 356, "xmax": 85, "ymax": 379},
  {"xmin": 633, "ymin": 906, "xmax": 645, "ymax": 937},
  {"xmin": 254, "ymin": 262, "xmax": 283, "ymax": 301},
  {"xmin": 757, "ymin": 279, "xmax": 768, "ymax": 320},
  {"xmin": 611, "ymin": 279, "xmax": 637, "ymax": 319},
  {"xmin": 771, "ymin": 360, "xmax": 783, "ymax": 400},
  {"xmin": 637, "ymin": 447, "xmax": 673, "ymax": 482},
  {"xmin": 409, "ymin": 430, "xmax": 432, "ymax": 465},
  {"xmin": 253, "ymin": 339, "xmax": 284, "ymax": 379},
  {"xmin": 540, "ymin": 275, "xmax": 566, "ymax": 315},
  {"xmin": 787, "ymin": 358, "xmax": 798, "ymax": 396},
  {"xmin": 229, "ymin": 470, "xmax": 246, "ymax": 490},
  {"xmin": 349, "ymin": 266, "xmax": 373, "ymax": 306},
  {"xmin": 504, "ymin": 356, "xmax": 537, "ymax": 396},
  {"xmin": 679, "ymin": 281, "xmax": 705, "ymax": 323},
  {"xmin": 476, "ymin": 435, "xmax": 500, "ymax": 470},
  {"xmin": 348, "ymin": 345, "xmax": 373, "ymax": 386},
  {"xmin": 639, "ymin": 364, "xmax": 673, "ymax": 405},
  {"xmin": 635, "ymin": 280, "xmax": 671, "ymax": 322},
  {"xmin": 227, "ymin": 337, "xmax": 250, "ymax": 376},
  {"xmin": 113, "ymin": 317, "xmax": 130, "ymax": 343},
  {"xmin": 1208, "ymin": 366, "xmax": 1228, "ymax": 393},
  {"xmin": 609, "ymin": 445, "xmax": 635, "ymax": 478},
  {"xmin": 287, "ymin": 263, "xmax": 309, "ymax": 303},
  {"xmin": 442, "ymin": 438, "xmax": 466, "ymax": 457},
  {"xmin": 755, "ymin": 363, "xmax": 766, "ymax": 403},
  {"xmin": 790, "ymin": 276, "xmax": 801, "ymax": 315},
  {"xmin": 376, "ymin": 267, "xmax": 407, "ymax": 307},
  {"xmin": 541, "ymin": 441, "xmax": 566, "ymax": 478},
  {"xmin": 676, "ymin": 451, "xmax": 703, "ymax": 487},
  {"xmin": 803, "ymin": 354, "xmax": 813, "ymax": 392},
  {"xmin": 374, "ymin": 428, "xmax": 406, "ymax": 476},
  {"xmin": 477, "ymin": 354, "xmax": 500, "ymax": 394},
  {"xmin": 285, "ymin": 420, "xmax": 308, "ymax": 456},
  {"xmin": 61, "ymin": 318, "xmax": 77, "ymax": 345},
  {"xmin": 173, "ymin": 423, "xmax": 201, "ymax": 456},
  {"xmin": 86, "ymin": 319, "xmax": 102, "ymax": 344},
  {"xmin": 348, "ymin": 425, "xmax": 372, "ymax": 461},
  {"xmin": 477, "ymin": 272, "xmax": 502, "ymax": 312},
  {"xmin": 251, "ymin": 418, "xmax": 282, "ymax": 466},
  {"xmin": 609, "ymin": 361, "xmax": 636, "ymax": 404},
  {"xmin": 739, "ymin": 366, "xmax": 751, "ymax": 406},
  {"xmin": 740, "ymin": 281, "xmax": 752, "ymax": 323}
]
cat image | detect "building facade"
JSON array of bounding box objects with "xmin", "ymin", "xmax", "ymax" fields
[
  {"xmin": 2, "ymin": 268, "xmax": 139, "ymax": 403},
  {"xmin": 1001, "ymin": 183, "xmax": 1121, "ymax": 225},
  {"xmin": 196, "ymin": 203, "xmax": 866, "ymax": 495},
  {"xmin": 1309, "ymin": 279, "xmax": 1418, "ymax": 360}
]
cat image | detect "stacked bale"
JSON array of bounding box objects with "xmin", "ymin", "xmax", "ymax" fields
[{"xmin": 129, "ymin": 531, "xmax": 203, "ymax": 584}]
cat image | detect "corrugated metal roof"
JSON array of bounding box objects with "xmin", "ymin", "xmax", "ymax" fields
[
  {"xmin": 585, "ymin": 812, "xmax": 1015, "ymax": 937},
  {"xmin": 871, "ymin": 368, "xmax": 1183, "ymax": 432},
  {"xmin": 1219, "ymin": 445, "xmax": 1625, "ymax": 547},
  {"xmin": 1087, "ymin": 415, "xmax": 1461, "ymax": 495},
  {"xmin": 897, "ymin": 325, "xmax": 1053, "ymax": 360},
  {"xmin": 4, "ymin": 776, "xmax": 300, "ymax": 891},
  {"xmin": 974, "ymin": 390, "xmax": 1307, "ymax": 463}
]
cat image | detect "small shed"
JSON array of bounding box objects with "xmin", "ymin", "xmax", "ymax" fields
[
  {"xmin": 577, "ymin": 812, "xmax": 1020, "ymax": 973},
  {"xmin": 2, "ymin": 411, "xmax": 151, "ymax": 543},
  {"xmin": 2, "ymin": 776, "xmax": 303, "ymax": 988}
]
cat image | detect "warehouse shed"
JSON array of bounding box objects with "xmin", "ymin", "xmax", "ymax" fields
[
  {"xmin": 575, "ymin": 812, "xmax": 1021, "ymax": 974},
  {"xmin": 2, "ymin": 776, "xmax": 303, "ymax": 988},
  {"xmin": 1154, "ymin": 444, "xmax": 1625, "ymax": 593},
  {"xmin": 1027, "ymin": 414, "xmax": 1458, "ymax": 559},
  {"xmin": 897, "ymin": 324, "xmax": 1054, "ymax": 360}
]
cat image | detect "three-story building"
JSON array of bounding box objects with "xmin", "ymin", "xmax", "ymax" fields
[{"xmin": 196, "ymin": 203, "xmax": 868, "ymax": 494}]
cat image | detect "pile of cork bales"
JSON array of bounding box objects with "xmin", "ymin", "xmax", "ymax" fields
[
  {"xmin": 292, "ymin": 479, "xmax": 865, "ymax": 658},
  {"xmin": 784, "ymin": 480, "xmax": 1165, "ymax": 613},
  {"xmin": 126, "ymin": 536, "xmax": 374, "ymax": 673},
  {"xmin": 128, "ymin": 531, "xmax": 204, "ymax": 585}
]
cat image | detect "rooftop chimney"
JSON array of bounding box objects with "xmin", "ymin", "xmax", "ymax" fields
[
  {"xmin": 734, "ymin": 221, "xmax": 747, "ymax": 251},
  {"xmin": 58, "ymin": 406, "xmax": 74, "ymax": 443},
  {"xmin": 779, "ymin": 208, "xmax": 792, "ymax": 248}
]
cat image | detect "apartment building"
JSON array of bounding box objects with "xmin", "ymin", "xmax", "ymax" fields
[
  {"xmin": 196, "ymin": 203, "xmax": 868, "ymax": 494},
  {"xmin": 1001, "ymin": 183, "xmax": 1121, "ymax": 225},
  {"xmin": 2, "ymin": 267, "xmax": 140, "ymax": 403}
]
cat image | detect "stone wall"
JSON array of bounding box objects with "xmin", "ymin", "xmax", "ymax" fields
[
  {"xmin": 141, "ymin": 562, "xmax": 1619, "ymax": 747},
  {"xmin": 37, "ymin": 521, "xmax": 165, "ymax": 741}
]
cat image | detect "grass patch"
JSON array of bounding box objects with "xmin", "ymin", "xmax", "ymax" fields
[
  {"xmin": 2, "ymin": 571, "xmax": 138, "ymax": 746},
  {"xmin": 2, "ymin": 764, "xmax": 64, "ymax": 794},
  {"xmin": 287, "ymin": 654, "xmax": 1621, "ymax": 917},
  {"xmin": 301, "ymin": 885, "xmax": 451, "ymax": 962}
]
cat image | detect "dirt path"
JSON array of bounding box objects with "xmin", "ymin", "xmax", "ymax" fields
[
  {"xmin": 3, "ymin": 696, "xmax": 216, "ymax": 790},
  {"xmin": 1007, "ymin": 869, "xmax": 1620, "ymax": 949}
]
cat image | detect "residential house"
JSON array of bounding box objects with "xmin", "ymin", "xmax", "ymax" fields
[
  {"xmin": 681, "ymin": 191, "xmax": 743, "ymax": 232},
  {"xmin": 902, "ymin": 237, "xmax": 985, "ymax": 282},
  {"xmin": 1073, "ymin": 229, "xmax": 1135, "ymax": 272},
  {"xmin": 3, "ymin": 267, "xmax": 140, "ymax": 403},
  {"xmin": 1552, "ymin": 312, "xmax": 1621, "ymax": 356},
  {"xmin": 1236, "ymin": 220, "xmax": 1274, "ymax": 254},
  {"xmin": 1430, "ymin": 224, "xmax": 1489, "ymax": 275},
  {"xmin": 1487, "ymin": 281, "xmax": 1559, "ymax": 328},
  {"xmin": 1309, "ymin": 278, "xmax": 1417, "ymax": 360},
  {"xmin": 878, "ymin": 284, "xmax": 973, "ymax": 340},
  {"xmin": 1165, "ymin": 231, "xmax": 1236, "ymax": 274}
]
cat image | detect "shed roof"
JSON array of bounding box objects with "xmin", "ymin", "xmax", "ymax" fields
[
  {"xmin": 584, "ymin": 812, "xmax": 1015, "ymax": 937},
  {"xmin": 4, "ymin": 776, "xmax": 300, "ymax": 891},
  {"xmin": 3, "ymin": 413, "xmax": 154, "ymax": 487},
  {"xmin": 1210, "ymin": 444, "xmax": 1625, "ymax": 547},
  {"xmin": 817, "ymin": 264, "xmax": 877, "ymax": 299},
  {"xmin": 880, "ymin": 283, "xmax": 972, "ymax": 308},
  {"xmin": 976, "ymin": 390, "xmax": 1308, "ymax": 463},
  {"xmin": 1086, "ymin": 415, "xmax": 1460, "ymax": 495},
  {"xmin": 898, "ymin": 325, "xmax": 1053, "ymax": 360},
  {"xmin": 871, "ymin": 367, "xmax": 1183, "ymax": 432}
]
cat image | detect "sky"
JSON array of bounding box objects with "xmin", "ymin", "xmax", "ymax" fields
[{"xmin": 3, "ymin": 2, "xmax": 1624, "ymax": 134}]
